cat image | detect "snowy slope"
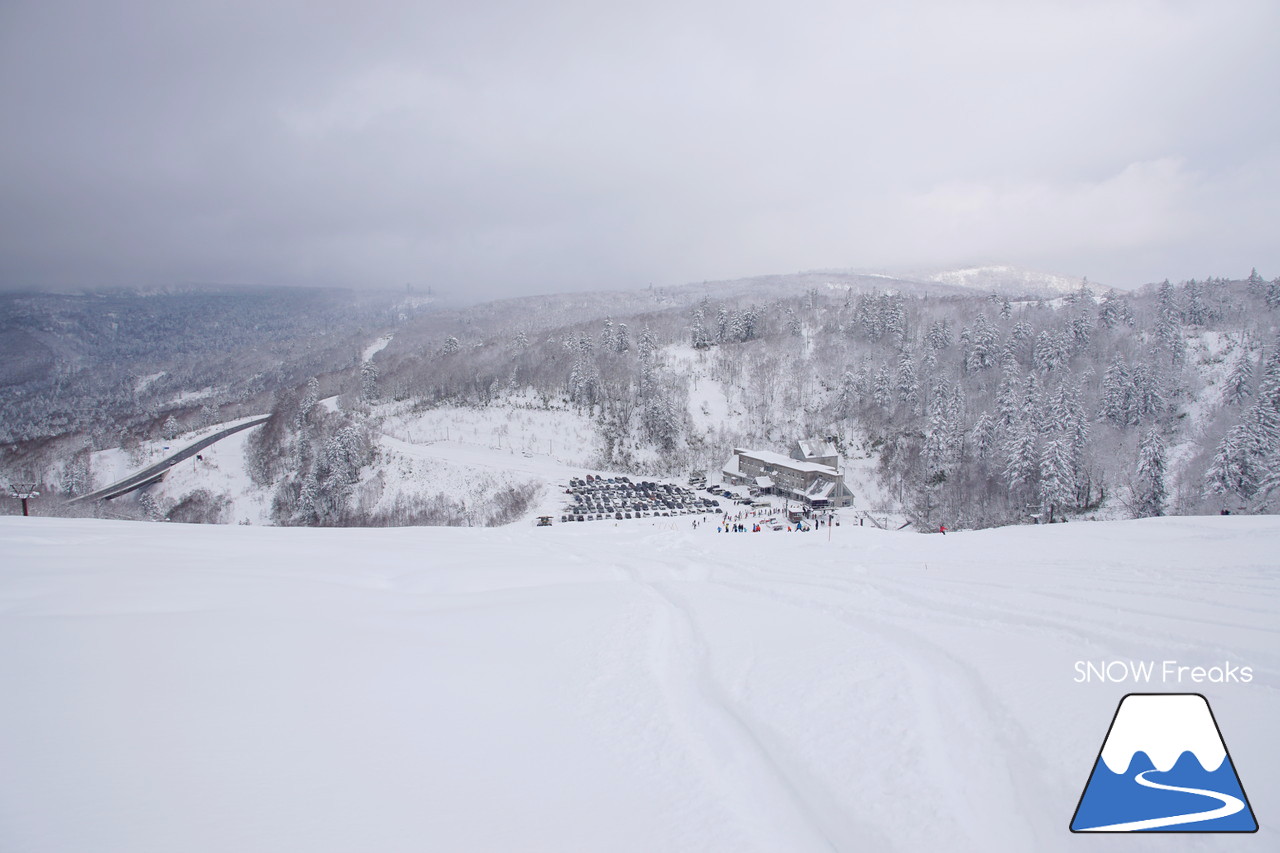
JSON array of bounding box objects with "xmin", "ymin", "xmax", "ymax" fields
[
  {"xmin": 1, "ymin": 515, "xmax": 1275, "ymax": 852},
  {"xmin": 913, "ymin": 264, "xmax": 1096, "ymax": 297}
]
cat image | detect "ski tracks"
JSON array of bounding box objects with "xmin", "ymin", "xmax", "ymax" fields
[
  {"xmin": 608, "ymin": 551, "xmax": 894, "ymax": 852},
  {"xmin": 706, "ymin": 568, "xmax": 1053, "ymax": 851}
]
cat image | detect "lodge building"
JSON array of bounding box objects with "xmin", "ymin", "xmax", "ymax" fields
[{"xmin": 721, "ymin": 439, "xmax": 854, "ymax": 508}]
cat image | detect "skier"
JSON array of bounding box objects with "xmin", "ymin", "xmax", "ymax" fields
[{"xmin": 939, "ymin": 524, "xmax": 947, "ymax": 535}]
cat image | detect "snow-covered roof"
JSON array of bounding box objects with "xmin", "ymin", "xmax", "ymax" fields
[
  {"xmin": 734, "ymin": 448, "xmax": 838, "ymax": 475},
  {"xmin": 722, "ymin": 455, "xmax": 742, "ymax": 477},
  {"xmin": 755, "ymin": 476, "xmax": 774, "ymax": 488},
  {"xmin": 795, "ymin": 438, "xmax": 838, "ymax": 460},
  {"xmin": 806, "ymin": 480, "xmax": 835, "ymax": 499}
]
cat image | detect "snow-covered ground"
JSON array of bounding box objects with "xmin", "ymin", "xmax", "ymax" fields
[
  {"xmin": 376, "ymin": 399, "xmax": 601, "ymax": 467},
  {"xmin": 1, "ymin": 514, "xmax": 1275, "ymax": 852},
  {"xmin": 362, "ymin": 334, "xmax": 394, "ymax": 362}
]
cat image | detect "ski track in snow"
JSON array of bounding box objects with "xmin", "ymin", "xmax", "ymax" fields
[
  {"xmin": 2, "ymin": 517, "xmax": 1277, "ymax": 853},
  {"xmin": 705, "ymin": 573, "xmax": 1046, "ymax": 850},
  {"xmin": 636, "ymin": 574, "xmax": 843, "ymax": 851}
]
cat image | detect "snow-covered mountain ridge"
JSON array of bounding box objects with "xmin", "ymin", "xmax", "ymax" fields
[{"xmin": 916, "ymin": 264, "xmax": 1096, "ymax": 297}]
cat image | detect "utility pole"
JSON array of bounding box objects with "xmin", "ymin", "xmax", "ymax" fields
[{"xmin": 9, "ymin": 482, "xmax": 40, "ymax": 516}]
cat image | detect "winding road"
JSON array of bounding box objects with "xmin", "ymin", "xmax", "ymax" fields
[{"xmin": 68, "ymin": 416, "xmax": 269, "ymax": 503}]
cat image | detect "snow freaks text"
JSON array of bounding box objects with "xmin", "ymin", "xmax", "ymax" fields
[{"xmin": 1074, "ymin": 661, "xmax": 1253, "ymax": 684}]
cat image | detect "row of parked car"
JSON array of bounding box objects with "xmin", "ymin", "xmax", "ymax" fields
[{"xmin": 561, "ymin": 474, "xmax": 722, "ymax": 522}]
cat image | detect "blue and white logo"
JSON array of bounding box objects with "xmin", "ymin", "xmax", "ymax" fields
[{"xmin": 1071, "ymin": 693, "xmax": 1257, "ymax": 832}]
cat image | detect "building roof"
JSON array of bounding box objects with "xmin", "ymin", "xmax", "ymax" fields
[
  {"xmin": 805, "ymin": 480, "xmax": 835, "ymax": 499},
  {"xmin": 734, "ymin": 447, "xmax": 838, "ymax": 476},
  {"xmin": 795, "ymin": 438, "xmax": 838, "ymax": 460}
]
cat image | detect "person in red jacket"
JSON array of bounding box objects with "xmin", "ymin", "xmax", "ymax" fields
[{"xmin": 939, "ymin": 524, "xmax": 947, "ymax": 535}]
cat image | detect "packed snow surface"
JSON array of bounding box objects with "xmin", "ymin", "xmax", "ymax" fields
[{"xmin": 1, "ymin": 515, "xmax": 1276, "ymax": 852}]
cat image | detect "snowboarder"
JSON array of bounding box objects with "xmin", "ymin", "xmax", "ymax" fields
[{"xmin": 939, "ymin": 524, "xmax": 947, "ymax": 535}]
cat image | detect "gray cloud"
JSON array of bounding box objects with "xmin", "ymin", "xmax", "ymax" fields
[{"xmin": 3, "ymin": 0, "xmax": 1278, "ymax": 299}]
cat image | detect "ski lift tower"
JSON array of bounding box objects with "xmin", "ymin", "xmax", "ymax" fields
[{"xmin": 9, "ymin": 482, "xmax": 40, "ymax": 516}]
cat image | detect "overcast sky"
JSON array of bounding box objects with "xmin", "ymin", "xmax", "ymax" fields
[{"xmin": 2, "ymin": 0, "xmax": 1277, "ymax": 299}]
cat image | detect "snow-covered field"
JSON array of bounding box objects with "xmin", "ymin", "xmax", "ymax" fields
[{"xmin": 1, "ymin": 515, "xmax": 1275, "ymax": 852}]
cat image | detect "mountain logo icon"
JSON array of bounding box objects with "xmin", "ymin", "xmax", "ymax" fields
[{"xmin": 1070, "ymin": 693, "xmax": 1258, "ymax": 832}]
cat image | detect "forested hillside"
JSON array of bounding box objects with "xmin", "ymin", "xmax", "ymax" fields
[
  {"xmin": 4, "ymin": 268, "xmax": 1280, "ymax": 528},
  {"xmin": 0, "ymin": 284, "xmax": 425, "ymax": 445},
  {"xmin": 348, "ymin": 269, "xmax": 1278, "ymax": 527}
]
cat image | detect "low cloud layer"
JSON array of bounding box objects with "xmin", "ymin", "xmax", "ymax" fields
[{"xmin": 3, "ymin": 0, "xmax": 1277, "ymax": 298}]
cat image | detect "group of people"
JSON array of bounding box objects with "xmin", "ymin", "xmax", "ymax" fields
[
  {"xmin": 712, "ymin": 512, "xmax": 826, "ymax": 533},
  {"xmin": 692, "ymin": 517, "xmax": 764, "ymax": 532},
  {"xmin": 715, "ymin": 521, "xmax": 799, "ymax": 532}
]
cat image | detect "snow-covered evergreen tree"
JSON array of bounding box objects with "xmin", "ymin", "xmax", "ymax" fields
[
  {"xmin": 836, "ymin": 371, "xmax": 860, "ymax": 418},
  {"xmin": 1130, "ymin": 363, "xmax": 1165, "ymax": 426},
  {"xmin": 872, "ymin": 363, "xmax": 893, "ymax": 413},
  {"xmin": 962, "ymin": 314, "xmax": 999, "ymax": 373},
  {"xmin": 690, "ymin": 303, "xmax": 713, "ymax": 349},
  {"xmin": 1098, "ymin": 289, "xmax": 1134, "ymax": 329},
  {"xmin": 1101, "ymin": 357, "xmax": 1133, "ymax": 426},
  {"xmin": 1033, "ymin": 330, "xmax": 1070, "ymax": 374},
  {"xmin": 637, "ymin": 326, "xmax": 658, "ymax": 363},
  {"xmin": 1204, "ymin": 402, "xmax": 1280, "ymax": 501},
  {"xmin": 1133, "ymin": 428, "xmax": 1167, "ymax": 517},
  {"xmin": 1039, "ymin": 434, "xmax": 1074, "ymax": 520},
  {"xmin": 360, "ymin": 361, "xmax": 379, "ymax": 402},
  {"xmin": 60, "ymin": 448, "xmax": 92, "ymax": 497},
  {"xmin": 1182, "ymin": 279, "xmax": 1208, "ymax": 326},
  {"xmin": 1154, "ymin": 281, "xmax": 1185, "ymax": 366},
  {"xmin": 715, "ymin": 309, "xmax": 729, "ymax": 343},
  {"xmin": 567, "ymin": 336, "xmax": 600, "ymax": 407},
  {"xmin": 895, "ymin": 350, "xmax": 921, "ymax": 415},
  {"xmin": 972, "ymin": 411, "xmax": 997, "ymax": 461},
  {"xmin": 926, "ymin": 319, "xmax": 952, "ymax": 351},
  {"xmin": 1246, "ymin": 267, "xmax": 1266, "ymax": 298},
  {"xmin": 924, "ymin": 379, "xmax": 955, "ymax": 476},
  {"xmin": 137, "ymin": 490, "xmax": 164, "ymax": 522},
  {"xmin": 1003, "ymin": 419, "xmax": 1039, "ymax": 493},
  {"xmin": 1223, "ymin": 353, "xmax": 1254, "ymax": 406},
  {"xmin": 995, "ymin": 370, "xmax": 1020, "ymax": 429},
  {"xmin": 739, "ymin": 306, "xmax": 761, "ymax": 341}
]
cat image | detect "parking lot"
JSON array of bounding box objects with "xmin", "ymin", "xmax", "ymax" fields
[{"xmin": 560, "ymin": 475, "xmax": 726, "ymax": 522}]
